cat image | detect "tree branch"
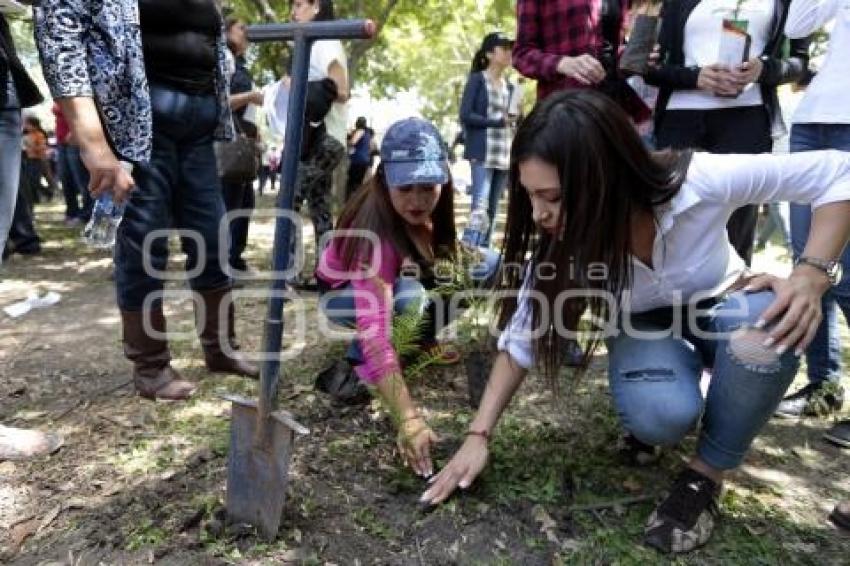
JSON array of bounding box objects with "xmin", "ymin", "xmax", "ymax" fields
[{"xmin": 246, "ymin": 0, "xmax": 277, "ymax": 22}]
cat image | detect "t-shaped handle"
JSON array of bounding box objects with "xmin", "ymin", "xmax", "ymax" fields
[
  {"xmin": 247, "ymin": 19, "xmax": 376, "ymax": 42},
  {"xmin": 249, "ymin": 19, "xmax": 376, "ymax": 436}
]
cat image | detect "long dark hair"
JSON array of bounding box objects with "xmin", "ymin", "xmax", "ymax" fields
[
  {"xmin": 334, "ymin": 164, "xmax": 457, "ymax": 271},
  {"xmin": 499, "ymin": 90, "xmax": 692, "ymax": 384},
  {"xmin": 470, "ymin": 47, "xmax": 490, "ymax": 73},
  {"xmin": 225, "ymin": 17, "xmax": 242, "ymax": 54}
]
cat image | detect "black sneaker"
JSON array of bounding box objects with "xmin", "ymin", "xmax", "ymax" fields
[
  {"xmin": 618, "ymin": 433, "xmax": 661, "ymax": 466},
  {"xmin": 774, "ymin": 382, "xmax": 844, "ymax": 419},
  {"xmin": 644, "ymin": 468, "xmax": 720, "ymax": 554},
  {"xmin": 823, "ymin": 419, "xmax": 850, "ymax": 448},
  {"xmin": 314, "ymin": 360, "xmax": 371, "ymax": 406}
]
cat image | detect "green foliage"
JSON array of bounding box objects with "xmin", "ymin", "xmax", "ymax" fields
[
  {"xmin": 390, "ymin": 302, "xmax": 428, "ymax": 359},
  {"xmin": 224, "ymin": 0, "xmax": 518, "ymax": 126},
  {"xmin": 432, "ymin": 245, "xmax": 497, "ymax": 348}
]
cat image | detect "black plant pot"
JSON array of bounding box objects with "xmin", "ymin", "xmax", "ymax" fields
[{"xmin": 465, "ymin": 348, "xmax": 492, "ymax": 409}]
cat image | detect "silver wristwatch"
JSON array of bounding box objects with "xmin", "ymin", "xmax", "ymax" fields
[{"xmin": 795, "ymin": 256, "xmax": 844, "ymax": 286}]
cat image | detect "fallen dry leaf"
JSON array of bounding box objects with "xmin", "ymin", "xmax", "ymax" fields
[
  {"xmin": 37, "ymin": 504, "xmax": 63, "ymax": 534},
  {"xmin": 9, "ymin": 517, "xmax": 39, "ymax": 553}
]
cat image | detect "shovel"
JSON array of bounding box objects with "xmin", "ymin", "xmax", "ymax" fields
[{"xmin": 223, "ymin": 19, "xmax": 377, "ymax": 541}]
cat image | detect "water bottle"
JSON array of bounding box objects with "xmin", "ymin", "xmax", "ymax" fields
[
  {"xmin": 462, "ymin": 208, "xmax": 490, "ymax": 248},
  {"xmin": 83, "ymin": 161, "xmax": 133, "ymax": 249},
  {"xmin": 83, "ymin": 192, "xmax": 125, "ymax": 248}
]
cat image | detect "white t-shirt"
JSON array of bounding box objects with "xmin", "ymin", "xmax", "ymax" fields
[
  {"xmin": 497, "ymin": 150, "xmax": 850, "ymax": 369},
  {"xmin": 309, "ymin": 40, "xmax": 349, "ymax": 144},
  {"xmin": 668, "ymin": 0, "xmax": 774, "ymax": 110},
  {"xmin": 786, "ymin": 0, "xmax": 850, "ymax": 124}
]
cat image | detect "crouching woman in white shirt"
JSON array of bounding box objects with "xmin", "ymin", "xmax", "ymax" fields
[{"xmin": 420, "ymin": 90, "xmax": 850, "ymax": 554}]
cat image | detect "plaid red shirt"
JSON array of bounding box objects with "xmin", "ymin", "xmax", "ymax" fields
[{"xmin": 514, "ymin": 0, "xmax": 628, "ymax": 101}]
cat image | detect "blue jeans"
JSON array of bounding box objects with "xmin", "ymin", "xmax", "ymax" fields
[
  {"xmin": 756, "ymin": 202, "xmax": 791, "ymax": 249},
  {"xmin": 319, "ymin": 248, "xmax": 501, "ymax": 366},
  {"xmin": 607, "ymin": 291, "xmax": 799, "ymax": 470},
  {"xmin": 789, "ymin": 123, "xmax": 850, "ymax": 385},
  {"xmin": 0, "ymin": 108, "xmax": 21, "ymax": 260},
  {"xmin": 56, "ymin": 143, "xmax": 92, "ymax": 221},
  {"xmin": 465, "ymin": 161, "xmax": 508, "ymax": 247},
  {"xmin": 115, "ymin": 83, "xmax": 231, "ymax": 310}
]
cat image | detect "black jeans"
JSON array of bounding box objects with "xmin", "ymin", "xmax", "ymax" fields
[
  {"xmin": 222, "ymin": 179, "xmax": 255, "ymax": 272},
  {"xmin": 115, "ymin": 83, "xmax": 231, "ymax": 310},
  {"xmin": 57, "ymin": 143, "xmax": 92, "ymax": 220},
  {"xmin": 655, "ymin": 106, "xmax": 773, "ymax": 266},
  {"xmin": 6, "ymin": 159, "xmax": 41, "ymax": 254},
  {"xmin": 345, "ymin": 161, "xmax": 369, "ymax": 201}
]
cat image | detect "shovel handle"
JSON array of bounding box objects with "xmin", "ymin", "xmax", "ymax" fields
[
  {"xmin": 247, "ymin": 20, "xmax": 377, "ymax": 43},
  {"xmin": 255, "ymin": 20, "xmax": 374, "ymax": 439}
]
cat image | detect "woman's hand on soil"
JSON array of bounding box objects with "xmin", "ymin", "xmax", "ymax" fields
[
  {"xmin": 397, "ymin": 417, "xmax": 437, "ymax": 477},
  {"xmin": 745, "ymin": 270, "xmax": 829, "ymax": 357},
  {"xmin": 419, "ymin": 434, "xmax": 488, "ymax": 506}
]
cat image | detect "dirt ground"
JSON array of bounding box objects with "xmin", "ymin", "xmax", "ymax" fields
[{"xmin": 1, "ymin": 196, "xmax": 850, "ymax": 565}]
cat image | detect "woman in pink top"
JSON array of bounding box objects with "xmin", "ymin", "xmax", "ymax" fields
[{"xmin": 317, "ymin": 117, "xmax": 499, "ymax": 477}]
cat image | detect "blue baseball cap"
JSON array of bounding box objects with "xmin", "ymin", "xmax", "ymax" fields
[{"xmin": 380, "ymin": 118, "xmax": 450, "ymax": 188}]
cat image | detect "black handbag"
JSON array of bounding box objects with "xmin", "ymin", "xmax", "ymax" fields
[{"xmin": 214, "ymin": 119, "xmax": 260, "ymax": 184}]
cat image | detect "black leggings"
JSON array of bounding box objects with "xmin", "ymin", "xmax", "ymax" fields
[{"xmin": 655, "ymin": 106, "xmax": 773, "ymax": 266}]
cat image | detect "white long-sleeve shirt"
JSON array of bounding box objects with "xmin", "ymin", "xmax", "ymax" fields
[
  {"xmin": 498, "ymin": 150, "xmax": 850, "ymax": 370},
  {"xmin": 785, "ymin": 0, "xmax": 850, "ymax": 124}
]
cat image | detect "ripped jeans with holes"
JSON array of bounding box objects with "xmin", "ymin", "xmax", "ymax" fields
[{"xmin": 606, "ymin": 291, "xmax": 799, "ymax": 470}]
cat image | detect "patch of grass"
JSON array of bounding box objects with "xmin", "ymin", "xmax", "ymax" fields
[
  {"xmin": 125, "ymin": 518, "xmax": 168, "ymax": 551},
  {"xmin": 351, "ymin": 508, "xmax": 398, "ymax": 540},
  {"xmin": 477, "ymin": 418, "xmax": 574, "ymax": 505}
]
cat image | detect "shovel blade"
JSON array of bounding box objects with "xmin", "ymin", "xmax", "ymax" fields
[{"xmin": 225, "ymin": 397, "xmax": 304, "ymax": 540}]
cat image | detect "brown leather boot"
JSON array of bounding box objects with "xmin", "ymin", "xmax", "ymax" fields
[
  {"xmin": 121, "ymin": 309, "xmax": 196, "ymax": 400},
  {"xmin": 195, "ymin": 287, "xmax": 259, "ymax": 378}
]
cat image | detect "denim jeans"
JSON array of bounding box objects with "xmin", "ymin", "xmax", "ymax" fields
[
  {"xmin": 466, "ymin": 161, "xmax": 509, "ymax": 247},
  {"xmin": 56, "ymin": 143, "xmax": 92, "ymax": 221},
  {"xmin": 607, "ymin": 291, "xmax": 799, "ymax": 470},
  {"xmin": 319, "ymin": 248, "xmax": 501, "ymax": 366},
  {"xmin": 789, "ymin": 123, "xmax": 850, "ymax": 385},
  {"xmin": 0, "ymin": 108, "xmax": 21, "ymax": 260},
  {"xmin": 221, "ymin": 179, "xmax": 255, "ymax": 272},
  {"xmin": 114, "ymin": 83, "xmax": 231, "ymax": 310},
  {"xmin": 756, "ymin": 202, "xmax": 791, "ymax": 249}
]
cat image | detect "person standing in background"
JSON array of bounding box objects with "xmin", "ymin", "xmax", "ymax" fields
[
  {"xmin": 258, "ymin": 143, "xmax": 279, "ymax": 195},
  {"xmin": 223, "ymin": 16, "xmax": 263, "ymax": 277},
  {"xmin": 53, "ymin": 101, "xmax": 91, "ymax": 225},
  {"xmin": 0, "ymin": 2, "xmax": 64, "ymax": 461},
  {"xmin": 288, "ymin": 0, "xmax": 349, "ymax": 288},
  {"xmin": 36, "ymin": 0, "xmax": 259, "ymax": 401},
  {"xmin": 774, "ymin": 0, "xmax": 850, "ymax": 429},
  {"xmin": 4, "ymin": 115, "xmax": 43, "ymax": 258},
  {"xmin": 22, "ymin": 115, "xmax": 56, "ymax": 204},
  {"xmin": 459, "ymin": 31, "xmax": 515, "ymax": 248},
  {"xmin": 513, "ymin": 0, "xmax": 650, "ymax": 122},
  {"xmin": 345, "ymin": 116, "xmax": 374, "ymax": 200},
  {"xmin": 645, "ymin": 0, "xmax": 810, "ymax": 266}
]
